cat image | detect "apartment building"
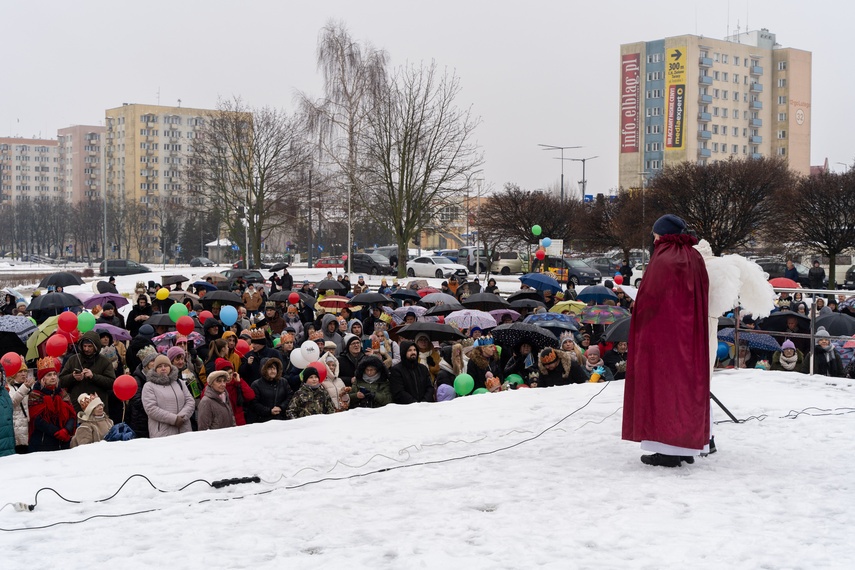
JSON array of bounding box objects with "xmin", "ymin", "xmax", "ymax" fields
[
  {"xmin": 0, "ymin": 138, "xmax": 61, "ymax": 208},
  {"xmin": 57, "ymin": 125, "xmax": 105, "ymax": 203}
]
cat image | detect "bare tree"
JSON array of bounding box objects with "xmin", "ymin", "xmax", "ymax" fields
[
  {"xmin": 649, "ymin": 157, "xmax": 791, "ymax": 255},
  {"xmin": 186, "ymin": 97, "xmax": 310, "ymax": 267},
  {"xmin": 358, "ymin": 62, "xmax": 483, "ymax": 277},
  {"xmin": 583, "ymin": 189, "xmax": 651, "ymax": 263}
]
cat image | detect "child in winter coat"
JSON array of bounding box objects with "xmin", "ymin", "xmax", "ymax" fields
[
  {"xmin": 204, "ymin": 358, "xmax": 255, "ymax": 426},
  {"xmin": 141, "ymin": 355, "xmax": 196, "ymax": 438},
  {"xmin": 28, "ymin": 357, "xmax": 77, "ymax": 452},
  {"xmin": 5, "ymin": 361, "xmax": 34, "ymax": 454},
  {"xmin": 286, "ymin": 366, "xmax": 335, "ymax": 419},
  {"xmin": 319, "ymin": 351, "xmax": 351, "ymax": 411},
  {"xmin": 71, "ymin": 393, "xmax": 114, "ymax": 447},
  {"xmin": 197, "ymin": 371, "xmax": 237, "ymax": 430}
]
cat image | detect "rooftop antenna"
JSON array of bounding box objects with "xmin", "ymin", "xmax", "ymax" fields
[
  {"xmin": 177, "ymin": 98, "xmax": 182, "ymax": 108},
  {"xmin": 157, "ymin": 87, "xmax": 161, "ymax": 106},
  {"xmin": 726, "ymin": 0, "xmax": 730, "ymax": 39}
]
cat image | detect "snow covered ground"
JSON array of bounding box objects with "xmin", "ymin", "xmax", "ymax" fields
[{"xmin": 1, "ymin": 368, "xmax": 853, "ymax": 568}]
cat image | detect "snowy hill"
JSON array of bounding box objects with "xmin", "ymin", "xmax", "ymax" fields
[{"xmin": 2, "ymin": 369, "xmax": 854, "ymax": 569}]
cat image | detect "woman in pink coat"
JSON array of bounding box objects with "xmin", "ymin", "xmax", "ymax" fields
[{"xmin": 141, "ymin": 355, "xmax": 195, "ymax": 438}]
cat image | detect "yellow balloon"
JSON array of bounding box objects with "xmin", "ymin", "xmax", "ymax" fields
[{"xmin": 156, "ymin": 287, "xmax": 169, "ymax": 301}]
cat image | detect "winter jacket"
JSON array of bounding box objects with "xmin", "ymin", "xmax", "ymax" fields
[
  {"xmin": 603, "ymin": 349, "xmax": 628, "ymax": 380},
  {"xmin": 70, "ymin": 413, "xmax": 114, "ymax": 447},
  {"xmin": 126, "ymin": 364, "xmax": 150, "ymax": 438},
  {"xmin": 808, "ymin": 265, "xmax": 826, "ymax": 289},
  {"xmin": 7, "ymin": 381, "xmax": 31, "ymax": 447},
  {"xmin": 581, "ymin": 359, "xmax": 616, "ymax": 382},
  {"xmin": 321, "ymin": 314, "xmax": 343, "ymax": 354},
  {"xmin": 202, "ymin": 375, "xmax": 255, "ymax": 426},
  {"xmin": 246, "ymin": 359, "xmax": 292, "ymax": 423},
  {"xmin": 389, "ymin": 342, "xmax": 434, "ymax": 404},
  {"xmin": 418, "ymin": 348, "xmax": 442, "ymax": 382},
  {"xmin": 58, "ymin": 331, "xmax": 117, "ymax": 415},
  {"xmin": 141, "ymin": 365, "xmax": 195, "ymax": 438},
  {"xmin": 286, "ymin": 384, "xmax": 336, "ymax": 419},
  {"xmin": 337, "ymin": 351, "xmax": 365, "ymax": 387},
  {"xmin": 503, "ymin": 351, "xmax": 537, "ymax": 380},
  {"xmin": 772, "ymin": 349, "xmax": 805, "ymax": 372},
  {"xmin": 0, "ymin": 386, "xmax": 14, "ymax": 457},
  {"xmin": 534, "ymin": 350, "xmax": 587, "ymax": 387},
  {"xmin": 126, "ymin": 335, "xmax": 156, "ymax": 376},
  {"xmin": 802, "ymin": 345, "xmax": 844, "ymax": 377},
  {"xmin": 126, "ymin": 303, "xmax": 154, "ymax": 338},
  {"xmin": 281, "ymin": 272, "xmax": 294, "ymax": 291},
  {"xmin": 239, "ymin": 346, "xmax": 284, "ymax": 384},
  {"xmin": 351, "ymin": 356, "xmax": 393, "ymax": 409},
  {"xmin": 466, "ymin": 347, "xmax": 503, "ymax": 391},
  {"xmin": 319, "ymin": 357, "xmax": 350, "ymax": 411},
  {"xmin": 242, "ymin": 290, "xmax": 264, "ymax": 312},
  {"xmin": 28, "ymin": 382, "xmax": 76, "ymax": 452},
  {"xmin": 198, "ymin": 381, "xmax": 237, "ymax": 430}
]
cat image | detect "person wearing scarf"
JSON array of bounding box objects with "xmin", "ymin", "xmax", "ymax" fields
[
  {"xmin": 582, "ymin": 346, "xmax": 615, "ymax": 382},
  {"xmin": 465, "ymin": 337, "xmax": 503, "ymax": 391},
  {"xmin": 337, "ymin": 334, "xmax": 366, "ymax": 387},
  {"xmin": 802, "ymin": 327, "xmax": 844, "ymax": 376},
  {"xmin": 414, "ymin": 333, "xmax": 441, "ymax": 382},
  {"xmin": 28, "ymin": 357, "xmax": 76, "ymax": 452},
  {"xmin": 503, "ymin": 341, "xmax": 538, "ymax": 379},
  {"xmin": 350, "ymin": 355, "xmax": 392, "ymax": 408},
  {"xmin": 559, "ymin": 332, "xmax": 585, "ymax": 363},
  {"xmin": 435, "ymin": 344, "xmax": 464, "ymax": 387},
  {"xmin": 772, "ymin": 340, "xmax": 803, "ymax": 372}
]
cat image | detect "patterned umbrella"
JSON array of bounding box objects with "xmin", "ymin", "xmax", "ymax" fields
[
  {"xmin": 524, "ymin": 312, "xmax": 579, "ymax": 331},
  {"xmin": 461, "ymin": 292, "xmax": 510, "ymax": 312},
  {"xmin": 151, "ymin": 331, "xmax": 205, "ymax": 353},
  {"xmin": 382, "ymin": 306, "xmax": 404, "ymax": 325},
  {"xmin": 579, "ymin": 305, "xmax": 630, "ymax": 325},
  {"xmin": 491, "ymin": 322, "xmax": 559, "ymax": 352},
  {"xmin": 420, "ymin": 292, "xmax": 458, "ymax": 305},
  {"xmin": 838, "ymin": 296, "xmax": 855, "ymax": 311},
  {"xmin": 575, "ymin": 286, "xmax": 618, "ymax": 304},
  {"xmin": 717, "ymin": 328, "xmax": 782, "ymax": 353},
  {"xmin": 489, "ymin": 309, "xmax": 520, "ymax": 323},
  {"xmin": 83, "ymin": 292, "xmax": 129, "ymax": 310},
  {"xmin": 518, "ymin": 273, "xmax": 562, "ymax": 294},
  {"xmin": 549, "ymin": 300, "xmax": 588, "ymax": 315},
  {"xmin": 1, "ymin": 288, "xmax": 28, "ymax": 307},
  {"xmin": 394, "ymin": 306, "xmax": 427, "ymax": 320},
  {"xmin": 446, "ymin": 310, "xmax": 498, "ymax": 332},
  {"xmin": 0, "ymin": 315, "xmax": 38, "ymax": 341},
  {"xmin": 318, "ymin": 295, "xmax": 351, "ymax": 309}
]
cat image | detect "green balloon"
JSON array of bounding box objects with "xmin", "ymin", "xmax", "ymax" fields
[
  {"xmin": 453, "ymin": 373, "xmax": 475, "ymax": 396},
  {"xmin": 472, "ymin": 388, "xmax": 489, "ymax": 395},
  {"xmin": 169, "ymin": 303, "xmax": 189, "ymax": 323},
  {"xmin": 532, "ymin": 225, "xmax": 542, "ymax": 236},
  {"xmin": 505, "ymin": 373, "xmax": 524, "ymax": 385},
  {"xmin": 496, "ymin": 345, "xmax": 502, "ymax": 356},
  {"xmin": 273, "ymin": 338, "xmax": 281, "ymax": 347},
  {"xmin": 77, "ymin": 312, "xmax": 96, "ymax": 333}
]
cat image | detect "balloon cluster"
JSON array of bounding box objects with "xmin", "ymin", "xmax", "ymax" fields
[
  {"xmin": 532, "ymin": 225, "xmax": 554, "ymax": 262},
  {"xmin": 289, "ymin": 340, "xmax": 329, "ymax": 381}
]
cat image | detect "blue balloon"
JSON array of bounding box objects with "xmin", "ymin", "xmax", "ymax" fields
[
  {"xmin": 716, "ymin": 342, "xmax": 730, "ymax": 360},
  {"xmin": 220, "ymin": 305, "xmax": 238, "ymax": 326},
  {"xmin": 542, "ymin": 237, "xmax": 552, "ymax": 247}
]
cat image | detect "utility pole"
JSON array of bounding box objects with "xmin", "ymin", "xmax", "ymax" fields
[
  {"xmin": 538, "ymin": 144, "xmax": 581, "ymax": 201},
  {"xmin": 307, "ymin": 169, "xmax": 313, "ymax": 269}
]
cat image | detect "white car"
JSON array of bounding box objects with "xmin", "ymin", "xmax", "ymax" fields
[
  {"xmin": 407, "ymin": 256, "xmax": 469, "ymax": 279},
  {"xmin": 630, "ymin": 264, "xmax": 645, "ymax": 287}
]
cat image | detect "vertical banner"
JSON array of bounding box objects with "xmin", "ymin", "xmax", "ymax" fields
[
  {"xmin": 620, "ymin": 54, "xmax": 640, "ymax": 153},
  {"xmin": 665, "ymin": 47, "xmax": 686, "ymax": 149}
]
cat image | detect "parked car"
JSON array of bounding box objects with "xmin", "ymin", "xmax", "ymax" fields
[
  {"xmin": 232, "ymin": 259, "xmax": 271, "ymax": 269},
  {"xmin": 407, "ymin": 256, "xmax": 469, "ymax": 279},
  {"xmin": 843, "ymin": 266, "xmax": 855, "ymax": 290},
  {"xmin": 757, "ymin": 261, "xmax": 812, "ymax": 288},
  {"xmin": 457, "ymin": 246, "xmax": 490, "ymax": 272},
  {"xmin": 629, "ymin": 264, "xmax": 645, "ymax": 287},
  {"xmin": 490, "ymin": 252, "xmax": 528, "ymax": 275},
  {"xmin": 190, "ymin": 257, "xmax": 215, "ymax": 267},
  {"xmin": 221, "ymin": 269, "xmax": 265, "ymax": 284},
  {"xmin": 584, "ymin": 256, "xmax": 621, "ymax": 278},
  {"xmin": 99, "ymin": 259, "xmax": 151, "ymax": 276},
  {"xmin": 544, "ymin": 258, "xmax": 601, "ymax": 286},
  {"xmin": 434, "ymin": 249, "xmax": 459, "ymax": 263},
  {"xmin": 350, "ymin": 252, "xmax": 394, "ymax": 275}
]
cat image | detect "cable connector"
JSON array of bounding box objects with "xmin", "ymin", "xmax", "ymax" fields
[
  {"xmin": 211, "ymin": 476, "xmax": 261, "ymax": 489},
  {"xmin": 13, "ymin": 503, "xmax": 34, "ymax": 513}
]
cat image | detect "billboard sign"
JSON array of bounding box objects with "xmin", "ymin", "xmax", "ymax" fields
[
  {"xmin": 620, "ymin": 54, "xmax": 641, "ymax": 153},
  {"xmin": 665, "ymin": 47, "xmax": 686, "ymax": 149}
]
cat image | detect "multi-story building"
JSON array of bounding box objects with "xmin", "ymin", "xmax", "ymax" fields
[
  {"xmin": 57, "ymin": 125, "xmax": 105, "ymax": 203},
  {"xmin": 619, "ymin": 28, "xmax": 811, "ymax": 191},
  {"xmin": 0, "ymin": 138, "xmax": 61, "ymax": 208}
]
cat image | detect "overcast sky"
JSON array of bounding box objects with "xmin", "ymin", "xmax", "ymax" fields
[{"xmin": 3, "ymin": 0, "xmax": 852, "ymax": 197}]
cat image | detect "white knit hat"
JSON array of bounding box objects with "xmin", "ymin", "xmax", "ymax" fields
[{"xmin": 77, "ymin": 392, "xmax": 104, "ymax": 421}]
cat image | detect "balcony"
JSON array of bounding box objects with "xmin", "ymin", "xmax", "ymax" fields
[
  {"xmin": 698, "ymin": 148, "xmax": 712, "ymax": 158},
  {"xmin": 698, "ymin": 112, "xmax": 711, "ymax": 122},
  {"xmin": 750, "ymin": 118, "xmax": 762, "ymax": 127},
  {"xmin": 750, "ymin": 65, "xmax": 763, "ymax": 76},
  {"xmin": 699, "ymin": 75, "xmax": 713, "ymax": 85},
  {"xmin": 699, "ymin": 57, "xmax": 713, "ymax": 67},
  {"xmin": 698, "ymin": 130, "xmax": 712, "ymax": 140},
  {"xmin": 750, "ymin": 135, "xmax": 763, "ymax": 144},
  {"xmin": 699, "ymin": 94, "xmax": 712, "ymax": 104},
  {"xmin": 146, "ymin": 122, "xmax": 156, "ymax": 128},
  {"xmin": 750, "ymin": 83, "xmax": 763, "ymax": 93},
  {"xmin": 751, "ymin": 153, "xmax": 762, "ymax": 160},
  {"xmin": 750, "ymin": 100, "xmax": 763, "ymax": 110}
]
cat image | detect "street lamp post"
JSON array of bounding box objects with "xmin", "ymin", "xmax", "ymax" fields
[
  {"xmin": 638, "ymin": 171, "xmax": 651, "ymax": 260},
  {"xmin": 570, "ymin": 156, "xmax": 599, "ymax": 199},
  {"xmin": 538, "ymin": 144, "xmax": 581, "ymax": 201}
]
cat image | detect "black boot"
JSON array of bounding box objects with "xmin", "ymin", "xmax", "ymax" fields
[
  {"xmin": 701, "ymin": 436, "xmax": 716, "ymax": 457},
  {"xmin": 640, "ymin": 453, "xmax": 683, "ymax": 467}
]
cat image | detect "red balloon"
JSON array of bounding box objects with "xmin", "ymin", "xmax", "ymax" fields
[
  {"xmin": 307, "ymin": 362, "xmax": 327, "ymax": 382},
  {"xmin": 614, "ymin": 274, "xmax": 624, "ymax": 285},
  {"xmin": 70, "ymin": 329, "xmax": 81, "ymax": 342},
  {"xmin": 113, "ymin": 374, "xmax": 138, "ymax": 401},
  {"xmin": 288, "ymin": 292, "xmax": 300, "ymax": 305},
  {"xmin": 1, "ymin": 352, "xmax": 23, "ymax": 377},
  {"xmin": 45, "ymin": 334, "xmax": 68, "ymax": 358},
  {"xmin": 235, "ymin": 339, "xmax": 251, "ymax": 357},
  {"xmin": 176, "ymin": 315, "xmax": 195, "ymax": 336},
  {"xmin": 198, "ymin": 310, "xmax": 214, "ymax": 324},
  {"xmin": 535, "ymin": 250, "xmax": 545, "ymax": 261},
  {"xmin": 57, "ymin": 311, "xmax": 78, "ymax": 333}
]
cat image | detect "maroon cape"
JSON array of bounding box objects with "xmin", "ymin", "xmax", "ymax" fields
[{"xmin": 622, "ymin": 234, "xmax": 710, "ymax": 450}]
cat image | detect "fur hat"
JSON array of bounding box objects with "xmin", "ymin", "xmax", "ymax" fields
[
  {"xmin": 167, "ymin": 346, "xmax": 185, "ymax": 361},
  {"xmin": 436, "ymin": 384, "xmax": 456, "ymax": 402},
  {"xmin": 77, "ymin": 392, "xmax": 104, "ymax": 421},
  {"xmin": 215, "ymin": 358, "xmax": 234, "ymax": 371},
  {"xmin": 37, "ymin": 356, "xmax": 59, "ymax": 380},
  {"xmin": 152, "ymin": 355, "xmax": 172, "ymax": 370},
  {"xmin": 781, "ymin": 339, "xmax": 796, "ymax": 351}
]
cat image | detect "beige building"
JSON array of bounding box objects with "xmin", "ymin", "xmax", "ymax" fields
[
  {"xmin": 57, "ymin": 125, "xmax": 105, "ymax": 203},
  {"xmin": 0, "ymin": 138, "xmax": 61, "ymax": 207},
  {"xmin": 619, "ymin": 28, "xmax": 811, "ymax": 191}
]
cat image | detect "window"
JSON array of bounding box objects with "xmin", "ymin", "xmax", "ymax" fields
[
  {"xmin": 744, "ymin": 93, "xmax": 748, "ymax": 102},
  {"xmin": 713, "ymin": 107, "xmax": 719, "ymax": 116},
  {"xmin": 645, "ymin": 159, "xmax": 661, "ymax": 170},
  {"xmin": 723, "ymin": 72, "xmax": 729, "ymax": 82},
  {"xmin": 712, "ymin": 142, "xmax": 719, "ymax": 152},
  {"xmin": 722, "ymin": 54, "xmax": 729, "ymax": 64},
  {"xmin": 778, "ymin": 78, "xmax": 787, "ymax": 87},
  {"xmin": 743, "ymin": 128, "xmax": 748, "ymax": 137},
  {"xmin": 777, "ymin": 147, "xmax": 787, "ymax": 156},
  {"xmin": 646, "ymin": 71, "xmax": 664, "ymax": 81},
  {"xmin": 732, "ymin": 144, "xmax": 739, "ymax": 154},
  {"xmin": 713, "ymin": 88, "xmax": 719, "ymax": 98},
  {"xmin": 778, "ymin": 61, "xmax": 787, "ymax": 71},
  {"xmin": 713, "ymin": 71, "xmax": 720, "ymax": 80},
  {"xmin": 647, "ymin": 53, "xmax": 663, "ymax": 63},
  {"xmin": 777, "ymin": 130, "xmax": 787, "ymax": 139},
  {"xmin": 733, "ymin": 91, "xmax": 739, "ymax": 100},
  {"xmin": 646, "ymin": 124, "xmax": 662, "ymax": 134},
  {"xmin": 743, "ymin": 145, "xmax": 747, "ymax": 154},
  {"xmin": 646, "ymin": 89, "xmax": 663, "ymax": 99},
  {"xmin": 712, "ymin": 125, "xmax": 719, "ymax": 135},
  {"xmin": 714, "ymin": 53, "xmax": 720, "ymax": 62},
  {"xmin": 778, "ymin": 112, "xmax": 787, "ymax": 121},
  {"xmin": 646, "ymin": 107, "xmax": 662, "ymax": 117},
  {"xmin": 722, "ymin": 90, "xmax": 728, "ymax": 100},
  {"xmin": 732, "ymin": 126, "xmax": 739, "ymax": 136},
  {"xmin": 734, "ymin": 56, "xmax": 741, "ymax": 66},
  {"xmin": 778, "ymin": 96, "xmax": 787, "ymax": 105},
  {"xmin": 722, "ymin": 109, "xmax": 729, "ymax": 118},
  {"xmin": 744, "ymin": 76, "xmax": 749, "ymax": 85},
  {"xmin": 645, "ymin": 142, "xmax": 661, "ymax": 152}
]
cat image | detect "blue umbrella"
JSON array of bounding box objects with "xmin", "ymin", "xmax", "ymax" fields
[
  {"xmin": 717, "ymin": 328, "xmax": 782, "ymax": 353},
  {"xmin": 518, "ymin": 273, "xmax": 562, "ymax": 293},
  {"xmin": 193, "ymin": 281, "xmax": 219, "ymax": 292},
  {"xmin": 575, "ymin": 285, "xmax": 618, "ymax": 304},
  {"xmin": 523, "ymin": 312, "xmax": 579, "ymax": 331}
]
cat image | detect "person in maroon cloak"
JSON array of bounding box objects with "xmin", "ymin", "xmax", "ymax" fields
[{"xmin": 622, "ymin": 214, "xmax": 710, "ymax": 467}]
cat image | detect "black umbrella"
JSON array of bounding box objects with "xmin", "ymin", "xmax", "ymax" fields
[
  {"xmin": 269, "ymin": 290, "xmax": 315, "ymax": 305},
  {"xmin": 423, "ymin": 301, "xmax": 465, "ymax": 317},
  {"xmin": 391, "ymin": 289, "xmax": 421, "ymax": 301},
  {"xmin": 96, "ymin": 281, "xmax": 119, "ymax": 294},
  {"xmin": 718, "ymin": 316, "xmax": 736, "ymax": 329},
  {"xmin": 816, "ymin": 312, "xmax": 855, "ymax": 336},
  {"xmin": 28, "ymin": 292, "xmax": 84, "ymax": 313},
  {"xmin": 0, "ymin": 331, "xmax": 27, "ymax": 359},
  {"xmin": 396, "ymin": 322, "xmax": 466, "ymax": 342},
  {"xmin": 269, "ymin": 263, "xmax": 288, "ymax": 272},
  {"xmin": 146, "ymin": 313, "xmax": 175, "ymax": 328},
  {"xmin": 39, "ymin": 272, "xmax": 84, "ymax": 288},
  {"xmin": 162, "ymin": 275, "xmax": 189, "ymax": 286},
  {"xmin": 350, "ymin": 292, "xmax": 393, "ymax": 305},
  {"xmin": 315, "ymin": 279, "xmax": 345, "ymax": 291},
  {"xmin": 507, "ymin": 290, "xmax": 544, "ymax": 303},
  {"xmin": 199, "ymin": 290, "xmax": 244, "ymax": 308},
  {"xmin": 461, "ymin": 292, "xmax": 510, "ymax": 312},
  {"xmin": 600, "ymin": 316, "xmax": 631, "ymax": 343},
  {"xmin": 759, "ymin": 311, "xmax": 810, "ymax": 333},
  {"xmin": 491, "ymin": 322, "xmax": 559, "ymax": 352},
  {"xmin": 509, "ymin": 298, "xmax": 546, "ymax": 310},
  {"xmin": 0, "ymin": 315, "xmax": 38, "ymax": 341}
]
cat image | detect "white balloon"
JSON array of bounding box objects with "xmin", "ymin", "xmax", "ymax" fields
[
  {"xmin": 300, "ymin": 340, "xmax": 320, "ymax": 362},
  {"xmin": 289, "ymin": 349, "xmax": 310, "ymax": 369}
]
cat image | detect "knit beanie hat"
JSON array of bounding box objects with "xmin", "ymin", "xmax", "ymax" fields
[
  {"xmin": 140, "ymin": 347, "xmax": 159, "ymax": 368},
  {"xmin": 139, "ymin": 324, "xmax": 155, "ymax": 339},
  {"xmin": 300, "ymin": 366, "xmax": 320, "ymax": 383},
  {"xmin": 436, "ymin": 384, "xmax": 456, "ymax": 401},
  {"xmin": 152, "ymin": 354, "xmax": 172, "ymax": 370},
  {"xmin": 215, "ymin": 358, "xmax": 234, "ymax": 371},
  {"xmin": 652, "ymin": 214, "xmax": 687, "ymax": 236},
  {"xmin": 77, "ymin": 392, "xmax": 104, "ymax": 421},
  {"xmin": 167, "ymin": 346, "xmax": 185, "ymax": 361},
  {"xmin": 586, "ymin": 346, "xmax": 601, "ymax": 357},
  {"xmin": 815, "ymin": 326, "xmax": 830, "ymax": 338},
  {"xmin": 781, "ymin": 339, "xmax": 796, "ymax": 351}
]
